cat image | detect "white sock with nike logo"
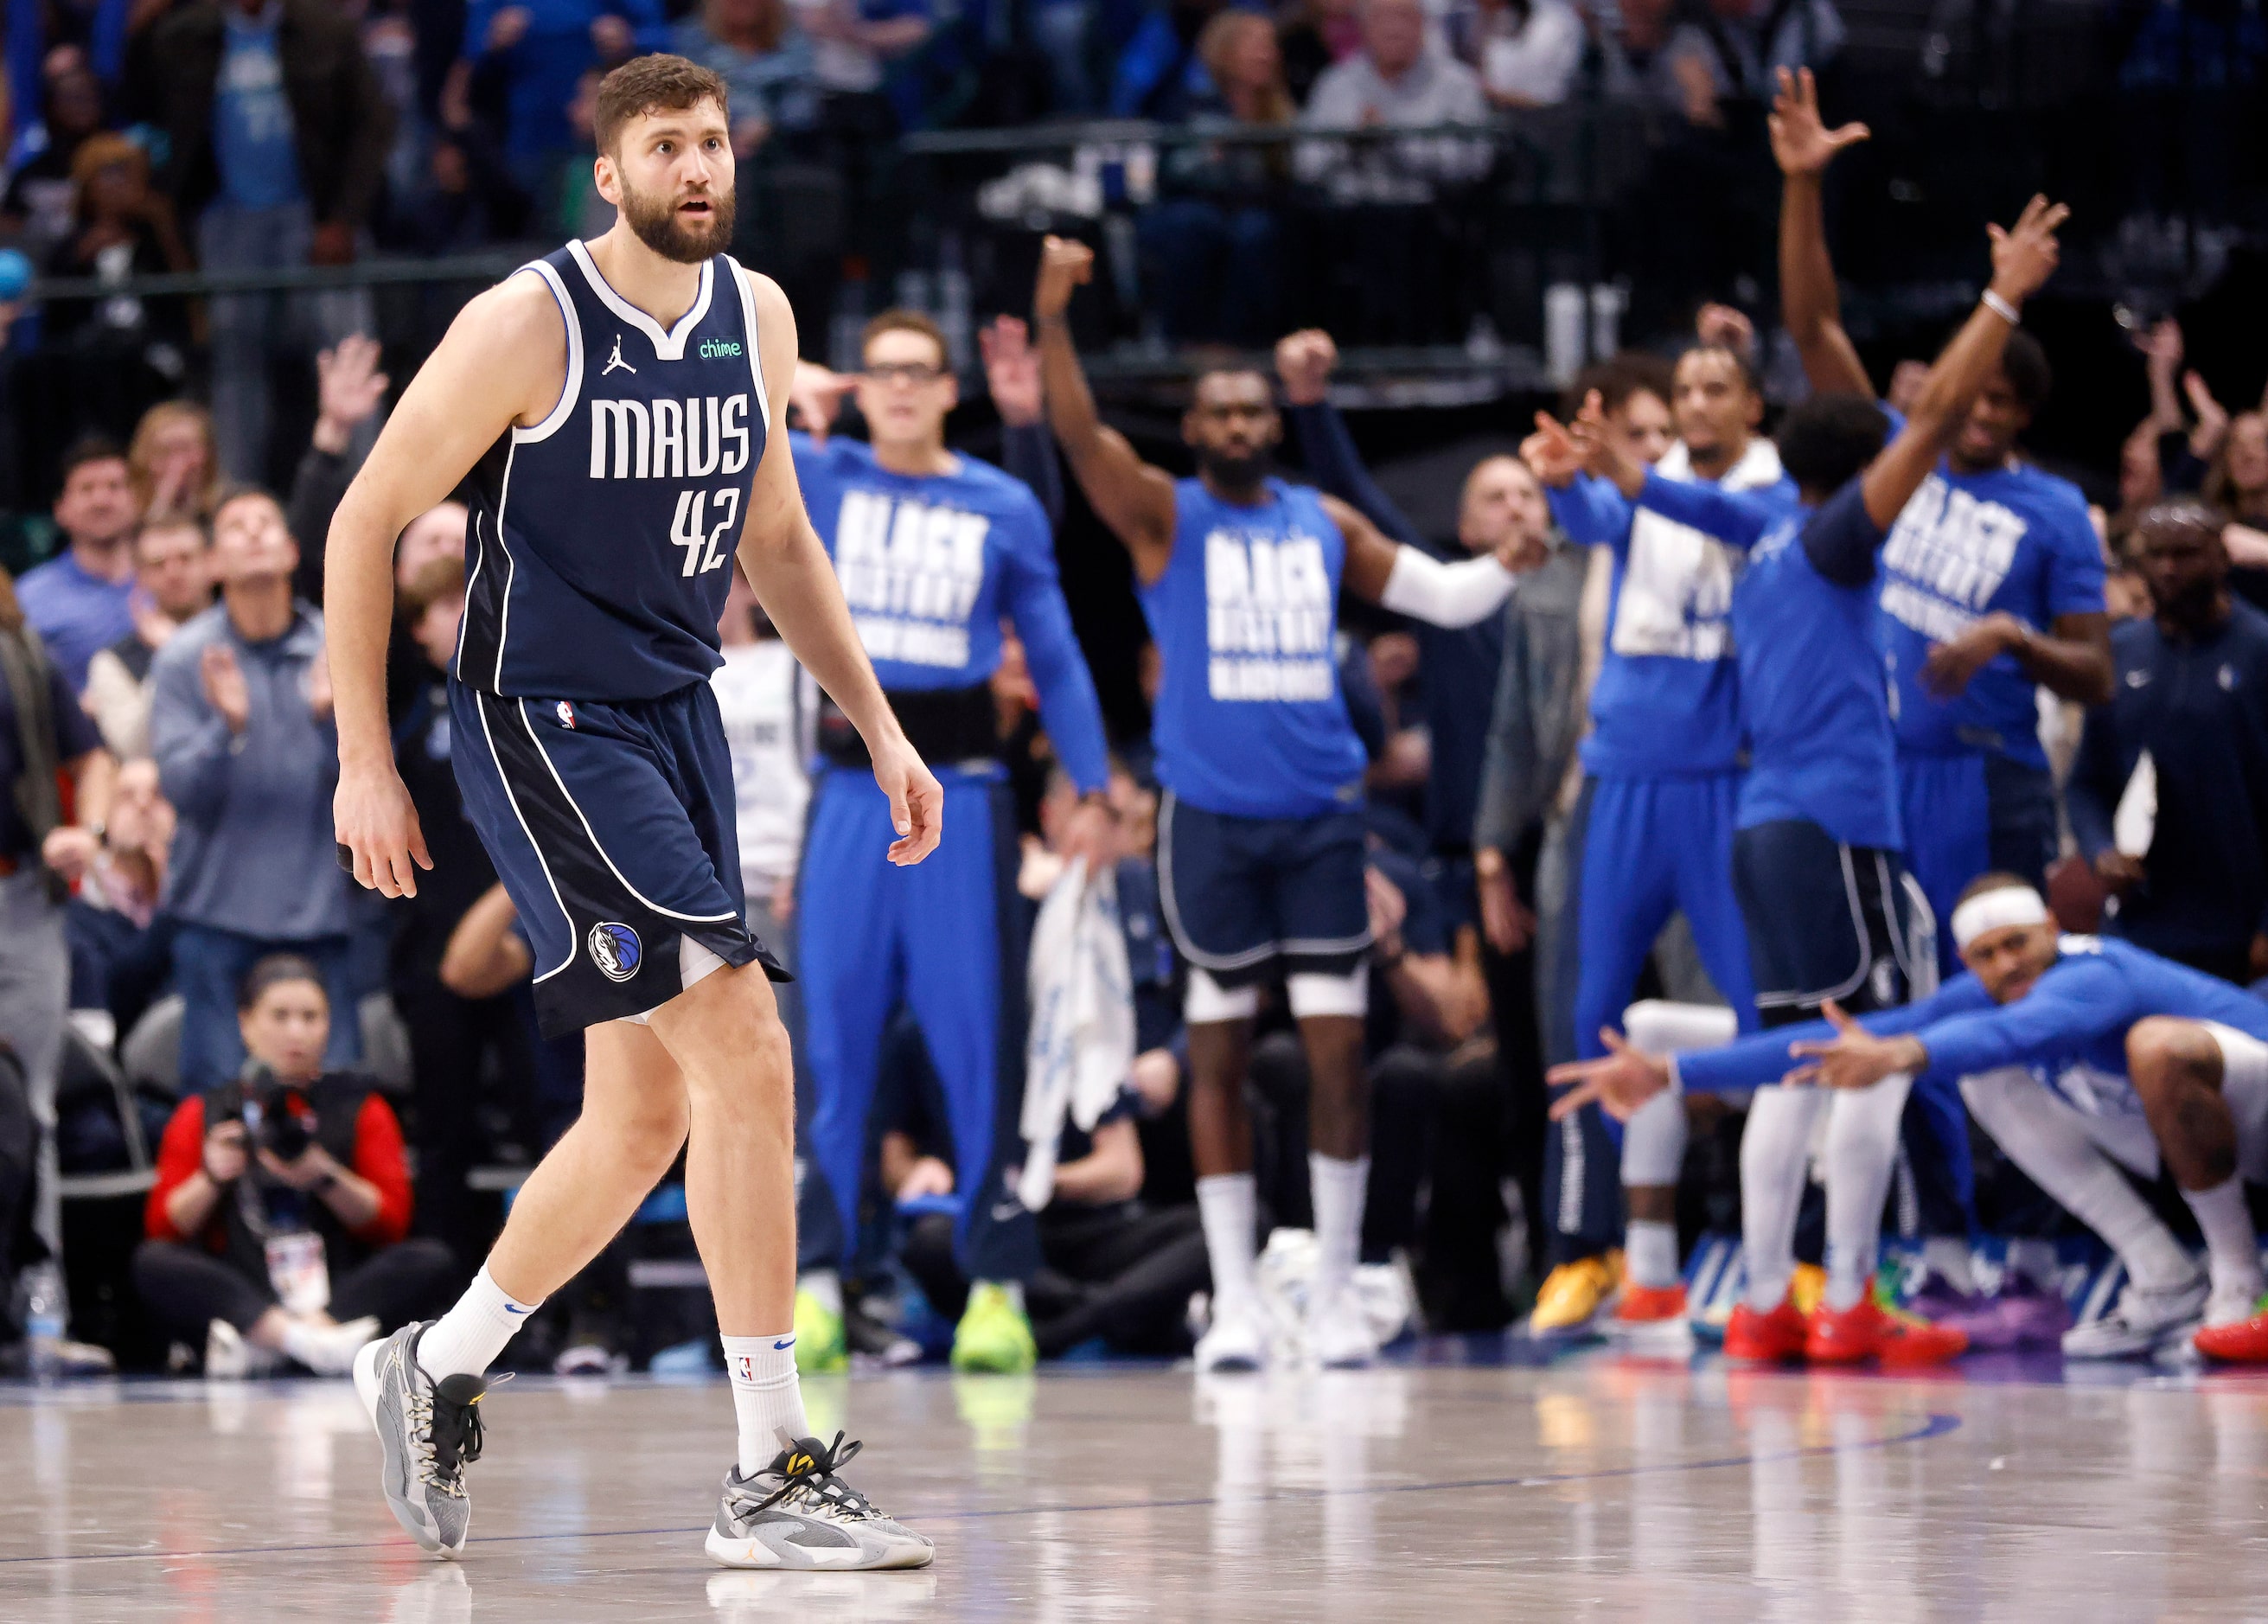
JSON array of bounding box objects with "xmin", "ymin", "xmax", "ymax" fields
[
  {"xmin": 418, "ymin": 1263, "xmax": 542, "ymax": 1380},
  {"xmin": 723, "ymin": 1333, "xmax": 809, "ymax": 1476}
]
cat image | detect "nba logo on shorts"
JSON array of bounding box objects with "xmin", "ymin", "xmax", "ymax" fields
[
  {"xmin": 588, "ymin": 921, "xmax": 642, "ymax": 981},
  {"xmin": 557, "ymin": 700, "xmax": 577, "ymax": 729}
]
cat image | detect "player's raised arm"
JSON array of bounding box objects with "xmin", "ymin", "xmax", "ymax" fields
[
  {"xmin": 734, "ymin": 267, "xmax": 942, "ymax": 866},
  {"xmin": 1335, "ymin": 494, "xmax": 1539, "ymax": 628},
  {"xmin": 1859, "ymin": 195, "xmax": 2068, "ymax": 530},
  {"xmin": 1771, "ymin": 67, "xmax": 1875, "ymax": 400},
  {"xmin": 326, "ymin": 274, "xmax": 565, "ymax": 898},
  {"xmin": 1031, "ymin": 235, "xmax": 1178, "ymax": 583}
]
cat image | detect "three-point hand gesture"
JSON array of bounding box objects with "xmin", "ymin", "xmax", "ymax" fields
[
  {"xmin": 1544, "ymin": 1029, "xmax": 1675, "ymax": 1123},
  {"xmin": 1986, "ymin": 195, "xmax": 2070, "ymax": 310},
  {"xmin": 1784, "ymin": 999, "xmax": 1927, "ymax": 1091},
  {"xmin": 1767, "ymin": 66, "xmax": 1869, "ymax": 176}
]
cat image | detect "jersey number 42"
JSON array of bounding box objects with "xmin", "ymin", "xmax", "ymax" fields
[{"xmin": 671, "ymin": 489, "xmax": 743, "ymax": 578}]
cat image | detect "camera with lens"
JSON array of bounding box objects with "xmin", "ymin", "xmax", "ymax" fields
[{"xmin": 229, "ymin": 1064, "xmax": 315, "ymax": 1163}]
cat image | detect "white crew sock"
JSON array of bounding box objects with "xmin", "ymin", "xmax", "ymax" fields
[
  {"xmin": 1962, "ymin": 1067, "xmax": 2199, "ymax": 1292},
  {"xmin": 418, "ymin": 1264, "xmax": 542, "ymax": 1381},
  {"xmin": 1309, "ymin": 1154, "xmax": 1369, "ymax": 1307},
  {"xmin": 723, "ymin": 1333, "xmax": 810, "ymax": 1477},
  {"xmin": 1625, "ymin": 1219, "xmax": 1680, "ymax": 1290},
  {"xmin": 797, "ymin": 1269, "xmax": 843, "ymax": 1318},
  {"xmin": 1197, "ymin": 1173, "xmax": 1261, "ymax": 1318},
  {"xmin": 2003, "ymin": 1237, "xmax": 2061, "ymax": 1292},
  {"xmin": 1920, "ymin": 1235, "xmax": 1979, "ymax": 1295},
  {"xmin": 1740, "ymin": 1086, "xmax": 1828, "ymax": 1311},
  {"xmin": 2182, "ymin": 1177, "xmax": 2265, "ymax": 1301},
  {"xmin": 1822, "ymin": 1075, "xmax": 1913, "ymax": 1313}
]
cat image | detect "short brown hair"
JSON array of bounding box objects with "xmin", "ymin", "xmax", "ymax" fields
[
  {"xmin": 592, "ymin": 54, "xmax": 729, "ymax": 156},
  {"xmin": 860, "ymin": 309, "xmax": 949, "ymax": 368}
]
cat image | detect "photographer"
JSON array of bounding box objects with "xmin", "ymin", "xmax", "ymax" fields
[{"xmin": 133, "ymin": 956, "xmax": 452, "ymax": 1376}]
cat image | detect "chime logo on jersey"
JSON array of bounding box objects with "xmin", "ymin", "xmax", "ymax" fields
[
  {"xmin": 587, "ymin": 393, "xmax": 753, "ymax": 480},
  {"xmin": 1203, "ymin": 528, "xmax": 1334, "ymax": 701},
  {"xmin": 587, "ymin": 921, "xmax": 642, "ymax": 982},
  {"xmin": 831, "ymin": 488, "xmax": 990, "ymax": 668},
  {"xmin": 1880, "ymin": 473, "xmax": 2028, "ymax": 642}
]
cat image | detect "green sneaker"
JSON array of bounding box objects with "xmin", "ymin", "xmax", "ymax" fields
[
  {"xmin": 793, "ymin": 1288, "xmax": 848, "ymax": 1375},
  {"xmin": 949, "ymin": 1282, "xmax": 1038, "ymax": 1373}
]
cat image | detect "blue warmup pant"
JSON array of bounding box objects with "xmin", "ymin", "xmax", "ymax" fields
[
  {"xmin": 1897, "ymin": 749, "xmax": 2057, "ymax": 980},
  {"xmin": 794, "ymin": 769, "xmax": 1041, "ymax": 1287},
  {"xmin": 1543, "ymin": 773, "xmax": 1759, "ymax": 1266}
]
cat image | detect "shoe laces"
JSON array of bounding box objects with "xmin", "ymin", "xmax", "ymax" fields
[
  {"xmin": 409, "ymin": 1371, "xmax": 508, "ymax": 1499},
  {"xmin": 746, "ymin": 1432, "xmax": 883, "ymax": 1523}
]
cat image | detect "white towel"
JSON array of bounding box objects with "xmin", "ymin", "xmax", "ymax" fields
[
  {"xmin": 1018, "ymin": 859, "xmax": 1135, "ymax": 1212},
  {"xmin": 2113, "ymin": 750, "xmax": 2156, "ymax": 860}
]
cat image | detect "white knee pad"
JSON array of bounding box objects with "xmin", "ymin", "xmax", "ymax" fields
[
  {"xmin": 1622, "ymin": 999, "xmax": 1739, "ymax": 1055},
  {"xmin": 617, "ymin": 936, "xmax": 729, "ymax": 1026},
  {"xmin": 1185, "ymin": 967, "xmax": 1262, "ymax": 1024},
  {"xmin": 1287, "ymin": 966, "xmax": 1369, "ymax": 1020},
  {"xmin": 1620, "ymin": 1087, "xmax": 1689, "ymax": 1187},
  {"xmin": 2205, "ymin": 1022, "xmax": 2268, "ymax": 1183}
]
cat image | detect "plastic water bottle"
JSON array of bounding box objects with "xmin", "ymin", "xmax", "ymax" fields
[
  {"xmin": 0, "ymin": 247, "xmax": 31, "ymax": 302},
  {"xmin": 23, "ymin": 1262, "xmax": 66, "ymax": 1381}
]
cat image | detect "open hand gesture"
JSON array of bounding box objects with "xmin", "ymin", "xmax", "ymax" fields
[
  {"xmin": 1784, "ymin": 999, "xmax": 1926, "ymax": 1090},
  {"xmin": 1767, "ymin": 66, "xmax": 1869, "ymax": 176},
  {"xmin": 1545, "ymin": 1028, "xmax": 1674, "ymax": 1122}
]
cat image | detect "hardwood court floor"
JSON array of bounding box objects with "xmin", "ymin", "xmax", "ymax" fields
[{"xmin": 4, "ymin": 1346, "xmax": 2267, "ymax": 1621}]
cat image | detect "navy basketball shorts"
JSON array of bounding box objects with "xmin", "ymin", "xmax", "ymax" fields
[
  {"xmin": 1897, "ymin": 747, "xmax": 2057, "ymax": 976},
  {"xmin": 1729, "ymin": 818, "xmax": 1935, "ymax": 1025},
  {"xmin": 1157, "ymin": 791, "xmax": 1370, "ymax": 988},
  {"xmin": 449, "ymin": 679, "xmax": 785, "ymax": 1035}
]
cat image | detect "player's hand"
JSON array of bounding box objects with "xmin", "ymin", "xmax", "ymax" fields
[
  {"xmin": 872, "ymin": 733, "xmax": 942, "ymax": 866},
  {"xmin": 1695, "ymin": 302, "xmax": 1757, "ymax": 362},
  {"xmin": 1545, "ymin": 1030, "xmax": 1672, "ymax": 1122},
  {"xmin": 1986, "ymin": 195, "xmax": 2069, "ymax": 311},
  {"xmin": 789, "ymin": 359, "xmax": 854, "ymax": 443},
  {"xmin": 1767, "ymin": 66, "xmax": 1868, "ymax": 176},
  {"xmin": 335, "ymin": 758, "xmax": 433, "ymax": 898},
  {"xmin": 1274, "ymin": 329, "xmax": 1338, "ymax": 407},
  {"xmin": 1055, "ymin": 794, "xmax": 1117, "ymax": 874},
  {"xmin": 1032, "ymin": 235, "xmax": 1095, "ymax": 322},
  {"xmin": 1784, "ymin": 1000, "xmax": 1926, "ymax": 1090},
  {"xmin": 1920, "ymin": 611, "xmax": 2021, "ymax": 698},
  {"xmin": 1520, "ymin": 412, "xmax": 1582, "ymax": 489},
  {"xmin": 1568, "ymin": 390, "xmax": 1644, "ymax": 497},
  {"xmin": 979, "ymin": 316, "xmax": 1044, "ymax": 427}
]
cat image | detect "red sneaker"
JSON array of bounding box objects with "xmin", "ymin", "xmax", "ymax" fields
[
  {"xmin": 1724, "ymin": 1298, "xmax": 1809, "ymax": 1362},
  {"xmin": 1805, "ymin": 1297, "xmax": 1967, "ymax": 1365},
  {"xmin": 1613, "ymin": 1282, "xmax": 1688, "ymax": 1326},
  {"xmin": 2195, "ymin": 1308, "xmax": 2268, "ymax": 1363}
]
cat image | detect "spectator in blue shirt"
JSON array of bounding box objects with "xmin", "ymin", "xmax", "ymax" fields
[
  {"xmin": 2070, "ymin": 500, "xmax": 2268, "ymax": 986},
  {"xmin": 450, "ymin": 0, "xmax": 668, "ymax": 201},
  {"xmin": 15, "ymin": 437, "xmax": 140, "ymax": 694},
  {"xmin": 149, "ymin": 486, "xmax": 356, "ymax": 1092}
]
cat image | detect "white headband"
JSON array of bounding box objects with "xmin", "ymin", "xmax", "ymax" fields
[{"xmin": 1950, "ymin": 885, "xmax": 2050, "ymax": 951}]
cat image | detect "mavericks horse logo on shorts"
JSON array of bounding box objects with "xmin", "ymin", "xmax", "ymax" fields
[{"xmin": 588, "ymin": 921, "xmax": 642, "ymax": 981}]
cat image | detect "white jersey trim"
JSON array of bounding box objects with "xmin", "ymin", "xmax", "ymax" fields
[
  {"xmin": 491, "ymin": 441, "xmax": 520, "ymax": 691},
  {"xmin": 513, "ymin": 259, "xmax": 584, "ymax": 444},
  {"xmin": 727, "ymin": 259, "xmax": 772, "ymax": 432},
  {"xmin": 473, "ymin": 691, "xmax": 575, "ymax": 982},
  {"xmin": 565, "ymin": 240, "xmax": 714, "ymax": 361}
]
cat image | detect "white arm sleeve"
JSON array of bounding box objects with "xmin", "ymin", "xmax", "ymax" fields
[{"xmin": 1377, "ymin": 546, "xmax": 1517, "ymax": 629}]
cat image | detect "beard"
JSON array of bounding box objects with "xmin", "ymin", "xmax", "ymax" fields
[
  {"xmin": 1195, "ymin": 443, "xmax": 1272, "ymax": 490},
  {"xmin": 619, "ymin": 177, "xmax": 737, "ymax": 264}
]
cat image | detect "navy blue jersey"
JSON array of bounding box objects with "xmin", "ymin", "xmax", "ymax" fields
[
  {"xmin": 1140, "ymin": 477, "xmax": 1368, "ymax": 819},
  {"xmin": 457, "ymin": 242, "xmax": 770, "ymax": 701}
]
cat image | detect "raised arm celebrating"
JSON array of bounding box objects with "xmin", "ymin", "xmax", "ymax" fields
[{"xmin": 1771, "ymin": 66, "xmax": 1874, "ymax": 399}]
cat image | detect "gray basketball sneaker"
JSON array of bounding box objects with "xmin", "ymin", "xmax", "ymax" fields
[
  {"xmin": 353, "ymin": 1322, "xmax": 495, "ymax": 1557},
  {"xmin": 706, "ymin": 1431, "xmax": 935, "ymax": 1570}
]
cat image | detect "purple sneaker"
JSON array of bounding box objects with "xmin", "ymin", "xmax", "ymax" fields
[
  {"xmin": 1903, "ymin": 1277, "xmax": 2004, "ymax": 1346},
  {"xmin": 1982, "ymin": 1275, "xmax": 2072, "ymax": 1348}
]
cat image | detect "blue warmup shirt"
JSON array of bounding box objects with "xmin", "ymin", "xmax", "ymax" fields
[
  {"xmin": 213, "ymin": 3, "xmax": 303, "ymax": 209},
  {"xmin": 1879, "ymin": 462, "xmax": 2103, "ymax": 764},
  {"xmin": 1141, "ymin": 477, "xmax": 1367, "ymax": 819},
  {"xmin": 1547, "ymin": 439, "xmax": 1798, "ymax": 777},
  {"xmin": 1632, "ymin": 473, "xmax": 1901, "ymax": 851},
  {"xmin": 793, "ymin": 433, "xmax": 1109, "ymax": 794},
  {"xmin": 457, "ymin": 244, "xmax": 764, "ymax": 702},
  {"xmin": 1677, "ymin": 934, "xmax": 2268, "ymax": 1097}
]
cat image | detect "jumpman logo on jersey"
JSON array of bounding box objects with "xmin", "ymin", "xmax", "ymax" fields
[{"xmin": 602, "ymin": 335, "xmax": 636, "ymax": 376}]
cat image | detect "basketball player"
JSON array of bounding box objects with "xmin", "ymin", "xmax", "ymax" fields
[
  {"xmin": 1551, "ymin": 190, "xmax": 2068, "ymax": 1363},
  {"xmin": 1550, "ymin": 873, "xmax": 2268, "ymax": 1361},
  {"xmin": 1032, "ymin": 235, "xmax": 1545, "ymax": 1369},
  {"xmin": 1517, "ymin": 346, "xmax": 1788, "ymax": 1342},
  {"xmin": 327, "ymin": 57, "xmax": 936, "ymax": 1569},
  {"xmin": 788, "ymin": 306, "xmax": 1115, "ymax": 1376}
]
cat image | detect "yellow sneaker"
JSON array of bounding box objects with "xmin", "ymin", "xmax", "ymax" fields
[
  {"xmin": 1791, "ymin": 1263, "xmax": 1828, "ymax": 1319},
  {"xmin": 950, "ymin": 1282, "xmax": 1038, "ymax": 1374},
  {"xmin": 793, "ymin": 1287, "xmax": 848, "ymax": 1375},
  {"xmin": 1527, "ymin": 1251, "xmax": 1621, "ymax": 1339}
]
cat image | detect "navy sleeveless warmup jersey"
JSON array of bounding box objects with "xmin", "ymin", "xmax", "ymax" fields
[
  {"xmin": 445, "ymin": 242, "xmax": 782, "ymax": 1035},
  {"xmin": 457, "ymin": 240, "xmax": 770, "ymax": 701}
]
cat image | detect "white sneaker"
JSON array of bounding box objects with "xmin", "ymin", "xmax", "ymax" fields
[
  {"xmin": 2061, "ymin": 1276, "xmax": 2209, "ymax": 1359},
  {"xmin": 2206, "ymin": 1279, "xmax": 2265, "ymax": 1329},
  {"xmin": 206, "ymin": 1318, "xmax": 252, "ymax": 1380},
  {"xmin": 1306, "ymin": 1286, "xmax": 1377, "ymax": 1370},
  {"xmin": 1194, "ymin": 1301, "xmax": 1268, "ymax": 1372},
  {"xmin": 705, "ymin": 1431, "xmax": 934, "ymax": 1570},
  {"xmin": 292, "ymin": 1315, "xmax": 381, "ymax": 1377}
]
